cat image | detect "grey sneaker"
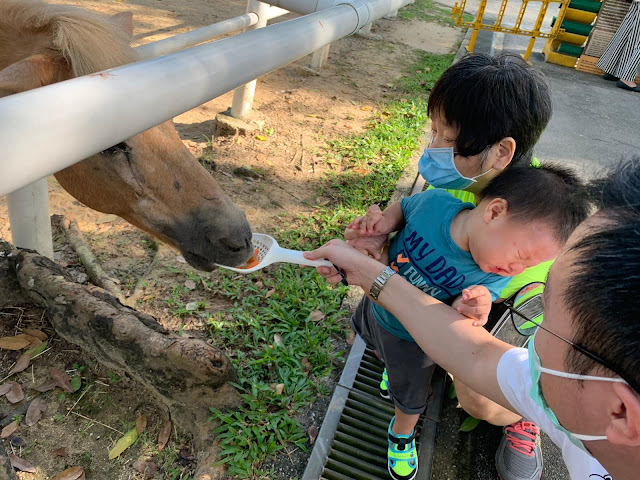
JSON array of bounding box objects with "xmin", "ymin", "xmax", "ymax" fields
[{"xmin": 495, "ymin": 421, "xmax": 543, "ymax": 480}]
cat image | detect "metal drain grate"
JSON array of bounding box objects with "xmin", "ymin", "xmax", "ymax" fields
[{"xmin": 304, "ymin": 336, "xmax": 445, "ymax": 480}]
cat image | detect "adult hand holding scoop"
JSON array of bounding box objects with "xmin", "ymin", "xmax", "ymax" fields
[{"xmin": 217, "ymin": 234, "xmax": 347, "ymax": 284}]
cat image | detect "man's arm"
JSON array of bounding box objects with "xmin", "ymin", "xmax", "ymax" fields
[{"xmin": 377, "ymin": 274, "xmax": 514, "ymax": 409}]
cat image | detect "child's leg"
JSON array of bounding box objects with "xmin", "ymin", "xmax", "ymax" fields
[
  {"xmin": 392, "ymin": 408, "xmax": 420, "ymax": 435},
  {"xmin": 453, "ymin": 377, "xmax": 521, "ymax": 426},
  {"xmin": 356, "ymin": 297, "xmax": 432, "ymax": 480},
  {"xmin": 349, "ymin": 296, "xmax": 379, "ymax": 352}
]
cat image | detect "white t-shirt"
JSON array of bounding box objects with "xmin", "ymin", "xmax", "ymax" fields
[{"xmin": 497, "ymin": 348, "xmax": 611, "ymax": 480}]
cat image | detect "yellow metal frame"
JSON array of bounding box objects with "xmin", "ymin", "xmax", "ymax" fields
[{"xmin": 452, "ymin": 0, "xmax": 571, "ymax": 61}]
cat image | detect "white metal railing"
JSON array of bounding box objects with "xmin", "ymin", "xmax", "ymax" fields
[{"xmin": 135, "ymin": 6, "xmax": 289, "ymax": 59}]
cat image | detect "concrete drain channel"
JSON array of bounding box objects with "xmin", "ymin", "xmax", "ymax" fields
[{"xmin": 303, "ymin": 334, "xmax": 446, "ymax": 480}]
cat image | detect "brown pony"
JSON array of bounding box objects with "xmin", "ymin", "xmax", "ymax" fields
[{"xmin": 0, "ymin": 0, "xmax": 253, "ymax": 270}]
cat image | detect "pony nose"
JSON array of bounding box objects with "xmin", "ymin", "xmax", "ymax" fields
[{"xmin": 219, "ymin": 235, "xmax": 251, "ymax": 253}]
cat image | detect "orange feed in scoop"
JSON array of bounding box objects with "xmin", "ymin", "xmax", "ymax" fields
[{"xmin": 239, "ymin": 247, "xmax": 260, "ymax": 269}]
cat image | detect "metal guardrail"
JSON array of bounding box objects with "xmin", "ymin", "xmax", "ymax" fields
[{"xmin": 304, "ymin": 337, "xmax": 446, "ymax": 480}]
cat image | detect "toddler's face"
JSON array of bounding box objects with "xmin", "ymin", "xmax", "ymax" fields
[{"xmin": 468, "ymin": 203, "xmax": 561, "ymax": 277}]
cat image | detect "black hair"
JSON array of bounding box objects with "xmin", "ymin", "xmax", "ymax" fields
[
  {"xmin": 480, "ymin": 163, "xmax": 591, "ymax": 244},
  {"xmin": 564, "ymin": 153, "xmax": 640, "ymax": 393},
  {"xmin": 427, "ymin": 53, "xmax": 552, "ymax": 166}
]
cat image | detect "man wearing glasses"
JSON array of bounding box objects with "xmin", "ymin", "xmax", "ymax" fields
[{"xmin": 305, "ymin": 156, "xmax": 640, "ymax": 479}]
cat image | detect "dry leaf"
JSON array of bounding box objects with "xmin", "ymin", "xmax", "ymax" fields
[
  {"xmin": 33, "ymin": 379, "xmax": 57, "ymax": 393},
  {"xmin": 6, "ymin": 381, "xmax": 24, "ymax": 404},
  {"xmin": 275, "ymin": 383, "xmax": 285, "ymax": 395},
  {"xmin": 51, "ymin": 447, "xmax": 69, "ymax": 457},
  {"xmin": 21, "ymin": 329, "xmax": 47, "ymax": 342},
  {"xmin": 273, "ymin": 334, "xmax": 283, "ymax": 347},
  {"xmin": 309, "ymin": 310, "xmax": 325, "ymax": 322},
  {"xmin": 25, "ymin": 340, "xmax": 48, "ymax": 357},
  {"xmin": 307, "ymin": 425, "xmax": 319, "ymax": 444},
  {"xmin": 361, "ymin": 106, "xmax": 371, "ymax": 111},
  {"xmin": 176, "ymin": 255, "xmax": 187, "ymax": 264},
  {"xmin": 265, "ymin": 289, "xmax": 275, "ymax": 299},
  {"xmin": 52, "ymin": 466, "xmax": 85, "ymax": 480},
  {"xmin": 157, "ymin": 420, "xmax": 171, "ymax": 451},
  {"xmin": 136, "ymin": 412, "xmax": 147, "ymax": 435},
  {"xmin": 8, "ymin": 352, "xmax": 31, "ymax": 376},
  {"xmin": 51, "ymin": 367, "xmax": 73, "ymax": 393},
  {"xmin": 109, "ymin": 427, "xmax": 138, "ymax": 459},
  {"xmin": 301, "ymin": 357, "xmax": 311, "ymax": 374},
  {"xmin": 0, "ymin": 383, "xmax": 12, "ymax": 396},
  {"xmin": 133, "ymin": 458, "xmax": 157, "ymax": 478},
  {"xmin": 346, "ymin": 329, "xmax": 356, "ymax": 346},
  {"xmin": 9, "ymin": 454, "xmax": 36, "ymax": 473},
  {"xmin": 184, "ymin": 279, "xmax": 196, "ymax": 290},
  {"xmin": 0, "ymin": 334, "xmax": 34, "ymax": 350},
  {"xmin": 25, "ymin": 397, "xmax": 47, "ymax": 426},
  {"xmin": 1, "ymin": 421, "xmax": 18, "ymax": 438},
  {"xmin": 352, "ymin": 168, "xmax": 370, "ymax": 175}
]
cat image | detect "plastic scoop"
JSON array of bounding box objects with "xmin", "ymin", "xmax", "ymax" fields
[{"xmin": 217, "ymin": 233, "xmax": 333, "ymax": 274}]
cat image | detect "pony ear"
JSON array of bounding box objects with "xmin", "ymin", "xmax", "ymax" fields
[
  {"xmin": 110, "ymin": 11, "xmax": 134, "ymax": 38},
  {"xmin": 0, "ymin": 54, "xmax": 63, "ymax": 97}
]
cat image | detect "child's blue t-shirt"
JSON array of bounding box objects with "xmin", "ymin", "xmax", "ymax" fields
[{"xmin": 371, "ymin": 189, "xmax": 512, "ymax": 342}]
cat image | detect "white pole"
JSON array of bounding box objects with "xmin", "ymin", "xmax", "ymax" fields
[
  {"xmin": 310, "ymin": 44, "xmax": 331, "ymax": 70},
  {"xmin": 135, "ymin": 7, "xmax": 290, "ymax": 59},
  {"xmin": 6, "ymin": 179, "xmax": 53, "ymax": 258},
  {"xmin": 230, "ymin": 1, "xmax": 271, "ymax": 119},
  {"xmin": 358, "ymin": 22, "xmax": 373, "ymax": 34},
  {"xmin": 136, "ymin": 14, "xmax": 258, "ymax": 59}
]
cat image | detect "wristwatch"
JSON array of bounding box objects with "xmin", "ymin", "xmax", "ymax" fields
[{"xmin": 369, "ymin": 266, "xmax": 396, "ymax": 301}]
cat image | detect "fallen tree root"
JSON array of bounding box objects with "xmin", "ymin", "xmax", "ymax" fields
[
  {"xmin": 0, "ymin": 243, "xmax": 241, "ymax": 454},
  {"xmin": 52, "ymin": 215, "xmax": 125, "ymax": 303}
]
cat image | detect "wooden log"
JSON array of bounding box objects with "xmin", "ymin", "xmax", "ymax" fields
[{"xmin": 0, "ymin": 245, "xmax": 240, "ymax": 451}]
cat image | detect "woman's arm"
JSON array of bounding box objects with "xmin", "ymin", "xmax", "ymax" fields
[{"xmin": 305, "ymin": 240, "xmax": 515, "ymax": 410}]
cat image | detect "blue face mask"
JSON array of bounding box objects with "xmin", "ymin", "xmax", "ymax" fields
[
  {"xmin": 418, "ymin": 145, "xmax": 493, "ymax": 190},
  {"xmin": 528, "ymin": 334, "xmax": 626, "ymax": 453}
]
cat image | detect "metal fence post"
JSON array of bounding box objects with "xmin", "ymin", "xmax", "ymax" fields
[
  {"xmin": 309, "ymin": 44, "xmax": 331, "ymax": 70},
  {"xmin": 7, "ymin": 179, "xmax": 54, "ymax": 259},
  {"xmin": 230, "ymin": 0, "xmax": 270, "ymax": 118}
]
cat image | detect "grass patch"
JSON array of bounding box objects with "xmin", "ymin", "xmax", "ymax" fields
[
  {"xmin": 207, "ymin": 52, "xmax": 454, "ymax": 479},
  {"xmin": 399, "ymin": 0, "xmax": 474, "ymax": 26}
]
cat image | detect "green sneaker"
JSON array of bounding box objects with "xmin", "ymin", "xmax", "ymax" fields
[
  {"xmin": 380, "ymin": 368, "xmax": 391, "ymax": 400},
  {"xmin": 388, "ymin": 417, "xmax": 418, "ymax": 480}
]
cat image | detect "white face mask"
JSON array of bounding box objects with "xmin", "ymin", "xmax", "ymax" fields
[{"xmin": 528, "ymin": 335, "xmax": 627, "ymax": 452}]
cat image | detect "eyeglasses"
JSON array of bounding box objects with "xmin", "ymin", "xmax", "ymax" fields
[{"xmin": 504, "ymin": 282, "xmax": 638, "ymax": 393}]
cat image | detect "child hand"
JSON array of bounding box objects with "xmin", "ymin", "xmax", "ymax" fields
[
  {"xmin": 346, "ymin": 204, "xmax": 389, "ymax": 235},
  {"xmin": 454, "ymin": 285, "xmax": 492, "ymax": 327}
]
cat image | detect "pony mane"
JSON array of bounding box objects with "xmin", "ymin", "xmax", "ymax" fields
[{"xmin": 2, "ymin": 0, "xmax": 138, "ymax": 77}]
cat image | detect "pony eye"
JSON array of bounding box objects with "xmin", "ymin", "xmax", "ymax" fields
[{"xmin": 101, "ymin": 142, "xmax": 130, "ymax": 156}]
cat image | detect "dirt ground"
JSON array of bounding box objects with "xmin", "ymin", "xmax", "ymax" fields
[{"xmin": 0, "ymin": 1, "xmax": 463, "ymax": 478}]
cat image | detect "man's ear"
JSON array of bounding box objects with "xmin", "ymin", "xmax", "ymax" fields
[
  {"xmin": 490, "ymin": 137, "xmax": 516, "ymax": 172},
  {"xmin": 605, "ymin": 382, "xmax": 640, "ymax": 446},
  {"xmin": 110, "ymin": 11, "xmax": 134, "ymax": 38},
  {"xmin": 482, "ymin": 198, "xmax": 509, "ymax": 224},
  {"xmin": 0, "ymin": 54, "xmax": 63, "ymax": 98}
]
